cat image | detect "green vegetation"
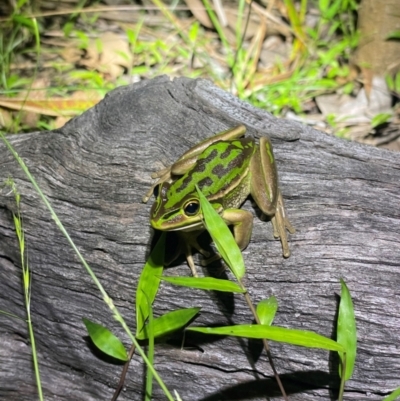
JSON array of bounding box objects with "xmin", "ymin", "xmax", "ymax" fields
[{"xmin": 2, "ymin": 0, "xmax": 397, "ymax": 143}]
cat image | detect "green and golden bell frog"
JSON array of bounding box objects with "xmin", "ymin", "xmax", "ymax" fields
[{"xmin": 143, "ymin": 125, "xmax": 294, "ymax": 274}]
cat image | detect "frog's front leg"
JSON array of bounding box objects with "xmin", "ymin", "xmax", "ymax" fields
[
  {"xmin": 199, "ymin": 209, "xmax": 253, "ymax": 267},
  {"xmin": 222, "ymin": 209, "xmax": 254, "ymax": 251},
  {"xmin": 176, "ymin": 231, "xmax": 210, "ymax": 277},
  {"xmin": 250, "ymin": 137, "xmax": 295, "ymax": 258},
  {"xmin": 142, "ymin": 152, "xmax": 201, "ymax": 203}
]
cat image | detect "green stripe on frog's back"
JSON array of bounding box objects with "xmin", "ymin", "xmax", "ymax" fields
[{"xmin": 165, "ymin": 138, "xmax": 255, "ymax": 209}]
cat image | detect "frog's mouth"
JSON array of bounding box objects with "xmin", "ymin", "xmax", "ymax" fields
[
  {"xmin": 151, "ymin": 213, "xmax": 204, "ymax": 231},
  {"xmin": 152, "ymin": 220, "xmax": 204, "ymax": 232},
  {"xmin": 168, "ymin": 221, "xmax": 204, "ymax": 232}
]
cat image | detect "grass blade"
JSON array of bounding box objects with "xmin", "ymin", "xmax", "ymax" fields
[
  {"xmin": 160, "ymin": 276, "xmax": 245, "ymax": 293},
  {"xmin": 188, "ymin": 324, "xmax": 344, "ymax": 352}
]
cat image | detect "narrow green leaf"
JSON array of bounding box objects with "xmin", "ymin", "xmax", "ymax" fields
[
  {"xmin": 12, "ymin": 14, "xmax": 36, "ymax": 30},
  {"xmin": 136, "ymin": 233, "xmax": 165, "ymax": 337},
  {"xmin": 318, "ymin": 0, "xmax": 330, "ymax": 14},
  {"xmin": 395, "ymin": 72, "xmax": 400, "ymax": 93},
  {"xmin": 337, "ymin": 279, "xmax": 357, "ymax": 380},
  {"xmin": 371, "ymin": 113, "xmax": 392, "ymax": 128},
  {"xmin": 324, "ymin": 0, "xmax": 342, "ymax": 20},
  {"xmin": 174, "ymin": 391, "xmax": 183, "ymax": 401},
  {"xmin": 382, "ymin": 386, "xmax": 400, "ymax": 401},
  {"xmin": 188, "ymin": 324, "xmax": 344, "ymax": 352},
  {"xmin": 137, "ymin": 307, "xmax": 201, "ymax": 340},
  {"xmin": 256, "ymin": 296, "xmax": 278, "ymax": 326},
  {"xmin": 386, "ymin": 75, "xmax": 395, "ymax": 91},
  {"xmin": 195, "ymin": 186, "xmax": 245, "ymax": 280},
  {"xmin": 188, "ymin": 21, "xmax": 199, "ymax": 43},
  {"xmin": 386, "ymin": 30, "xmax": 400, "ymax": 40},
  {"xmin": 82, "ymin": 318, "xmax": 127, "ymax": 361},
  {"xmin": 160, "ymin": 276, "xmax": 245, "ymax": 293}
]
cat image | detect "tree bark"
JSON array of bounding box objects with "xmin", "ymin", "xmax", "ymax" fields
[
  {"xmin": 354, "ymin": 0, "xmax": 400, "ymax": 75},
  {"xmin": 0, "ymin": 76, "xmax": 399, "ymax": 400}
]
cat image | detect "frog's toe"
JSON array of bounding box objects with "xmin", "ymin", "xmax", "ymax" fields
[{"xmin": 200, "ymin": 253, "xmax": 222, "ymax": 266}]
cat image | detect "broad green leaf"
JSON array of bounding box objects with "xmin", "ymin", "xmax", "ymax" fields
[
  {"xmin": 337, "ymin": 279, "xmax": 357, "ymax": 380},
  {"xmin": 188, "ymin": 324, "xmax": 344, "ymax": 352},
  {"xmin": 256, "ymin": 296, "xmax": 278, "ymax": 326},
  {"xmin": 382, "ymin": 386, "xmax": 400, "ymax": 401},
  {"xmin": 136, "ymin": 233, "xmax": 165, "ymax": 336},
  {"xmin": 160, "ymin": 276, "xmax": 245, "ymax": 293},
  {"xmin": 196, "ymin": 186, "xmax": 245, "ymax": 280},
  {"xmin": 82, "ymin": 318, "xmax": 127, "ymax": 361},
  {"xmin": 137, "ymin": 307, "xmax": 201, "ymax": 340}
]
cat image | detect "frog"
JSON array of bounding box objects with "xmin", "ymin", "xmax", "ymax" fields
[{"xmin": 142, "ymin": 125, "xmax": 295, "ymax": 276}]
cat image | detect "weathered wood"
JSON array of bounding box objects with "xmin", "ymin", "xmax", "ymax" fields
[{"xmin": 0, "ymin": 76, "xmax": 399, "ymax": 400}]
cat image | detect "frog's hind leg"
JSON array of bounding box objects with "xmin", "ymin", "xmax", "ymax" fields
[
  {"xmin": 269, "ymin": 192, "xmax": 295, "ymax": 258},
  {"xmin": 250, "ymin": 137, "xmax": 295, "ymax": 258}
]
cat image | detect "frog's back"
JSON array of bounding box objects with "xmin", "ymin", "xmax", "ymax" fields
[{"xmin": 167, "ymin": 138, "xmax": 255, "ymax": 209}]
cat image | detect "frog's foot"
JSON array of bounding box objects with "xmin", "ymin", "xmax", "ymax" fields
[
  {"xmin": 142, "ymin": 168, "xmax": 172, "ymax": 203},
  {"xmin": 176, "ymin": 231, "xmax": 210, "ymax": 276},
  {"xmin": 270, "ymin": 193, "xmax": 295, "ymax": 258},
  {"xmin": 201, "ymin": 255, "xmax": 227, "ymax": 278},
  {"xmin": 200, "ymin": 253, "xmax": 222, "ymax": 267},
  {"xmin": 185, "ymin": 251, "xmax": 198, "ymax": 277}
]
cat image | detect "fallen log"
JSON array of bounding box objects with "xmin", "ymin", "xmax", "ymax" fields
[{"xmin": 0, "ymin": 76, "xmax": 399, "ymax": 400}]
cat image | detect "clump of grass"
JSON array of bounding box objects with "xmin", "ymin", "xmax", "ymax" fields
[{"xmin": 0, "ymin": 0, "xmax": 364, "ymax": 133}]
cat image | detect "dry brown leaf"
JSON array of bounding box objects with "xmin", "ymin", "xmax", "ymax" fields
[
  {"xmin": 61, "ymin": 45, "xmax": 82, "ymax": 64},
  {"xmin": 0, "ymin": 94, "xmax": 101, "ymax": 117},
  {"xmin": 0, "ymin": 108, "xmax": 13, "ymax": 128},
  {"xmin": 79, "ymin": 32, "xmax": 132, "ymax": 80},
  {"xmin": 315, "ymin": 76, "xmax": 392, "ymax": 125},
  {"xmin": 19, "ymin": 78, "xmax": 51, "ymax": 127},
  {"xmin": 225, "ymin": 6, "xmax": 261, "ymax": 39},
  {"xmin": 184, "ymin": 0, "xmax": 213, "ymax": 28},
  {"xmin": 54, "ymin": 115, "xmax": 72, "ymax": 128},
  {"xmin": 361, "ymin": 67, "xmax": 374, "ymax": 99}
]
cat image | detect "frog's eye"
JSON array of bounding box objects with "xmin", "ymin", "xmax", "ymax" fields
[{"xmin": 183, "ymin": 200, "xmax": 200, "ymax": 216}]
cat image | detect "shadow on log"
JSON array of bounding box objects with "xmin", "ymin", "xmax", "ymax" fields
[{"xmin": 1, "ymin": 76, "xmax": 399, "ymax": 400}]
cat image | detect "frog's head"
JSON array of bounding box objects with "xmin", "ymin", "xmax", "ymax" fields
[{"xmin": 150, "ymin": 181, "xmax": 205, "ymax": 231}]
